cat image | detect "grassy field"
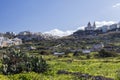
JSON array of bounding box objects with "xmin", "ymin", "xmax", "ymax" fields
[
  {"xmin": 0, "ymin": 54, "xmax": 120, "ymax": 80},
  {"xmin": 45, "ymin": 57, "xmax": 119, "ymax": 80},
  {"xmin": 47, "ymin": 56, "xmax": 120, "ymax": 79}
]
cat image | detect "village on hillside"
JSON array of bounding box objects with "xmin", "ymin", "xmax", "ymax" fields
[{"xmin": 0, "ymin": 21, "xmax": 120, "ymax": 54}]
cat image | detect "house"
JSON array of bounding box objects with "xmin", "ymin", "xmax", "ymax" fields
[
  {"xmin": 1, "ymin": 41, "xmax": 8, "ymax": 47},
  {"xmin": 0, "ymin": 37, "xmax": 9, "ymax": 47},
  {"xmin": 117, "ymin": 22, "xmax": 120, "ymax": 28},
  {"xmin": 92, "ymin": 43, "xmax": 104, "ymax": 51},
  {"xmin": 28, "ymin": 46, "xmax": 36, "ymax": 50},
  {"xmin": 12, "ymin": 38, "xmax": 22, "ymax": 45},
  {"xmin": 17, "ymin": 31, "xmax": 33, "ymax": 41},
  {"xmin": 109, "ymin": 24, "xmax": 119, "ymax": 30},
  {"xmin": 101, "ymin": 25, "xmax": 110, "ymax": 33},
  {"xmin": 53, "ymin": 52, "xmax": 65, "ymax": 56},
  {"xmin": 104, "ymin": 45, "xmax": 120, "ymax": 52},
  {"xmin": 5, "ymin": 32, "xmax": 16, "ymax": 36},
  {"xmin": 0, "ymin": 37, "xmax": 22, "ymax": 47},
  {"xmin": 104, "ymin": 46, "xmax": 114, "ymax": 51},
  {"xmin": 0, "ymin": 33, "xmax": 4, "ymax": 37},
  {"xmin": 82, "ymin": 50, "xmax": 91, "ymax": 54}
]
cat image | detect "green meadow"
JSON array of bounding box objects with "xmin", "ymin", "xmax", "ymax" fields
[{"xmin": 0, "ymin": 54, "xmax": 120, "ymax": 80}]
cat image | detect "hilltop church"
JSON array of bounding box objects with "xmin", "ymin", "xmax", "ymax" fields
[{"xmin": 85, "ymin": 22, "xmax": 96, "ymax": 31}]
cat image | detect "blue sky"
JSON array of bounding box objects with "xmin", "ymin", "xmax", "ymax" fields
[{"xmin": 0, "ymin": 0, "xmax": 120, "ymax": 34}]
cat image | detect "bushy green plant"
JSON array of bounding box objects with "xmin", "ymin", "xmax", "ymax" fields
[
  {"xmin": 1, "ymin": 48, "xmax": 49, "ymax": 75},
  {"xmin": 97, "ymin": 49, "xmax": 118, "ymax": 58},
  {"xmin": 86, "ymin": 54, "xmax": 91, "ymax": 59},
  {"xmin": 39, "ymin": 50, "xmax": 50, "ymax": 55}
]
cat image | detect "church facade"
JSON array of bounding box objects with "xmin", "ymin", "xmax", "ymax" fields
[{"xmin": 85, "ymin": 22, "xmax": 96, "ymax": 31}]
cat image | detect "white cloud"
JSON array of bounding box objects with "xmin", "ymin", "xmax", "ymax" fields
[
  {"xmin": 95, "ymin": 21, "xmax": 117, "ymax": 27},
  {"xmin": 44, "ymin": 21, "xmax": 117, "ymax": 37},
  {"xmin": 77, "ymin": 26, "xmax": 85, "ymax": 30},
  {"xmin": 113, "ymin": 3, "xmax": 120, "ymax": 8},
  {"xmin": 44, "ymin": 26, "xmax": 86, "ymax": 37},
  {"xmin": 44, "ymin": 29, "xmax": 75, "ymax": 37}
]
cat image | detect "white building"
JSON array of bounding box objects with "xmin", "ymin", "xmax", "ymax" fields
[
  {"xmin": 12, "ymin": 38, "xmax": 22, "ymax": 45},
  {"xmin": 0, "ymin": 37, "xmax": 8, "ymax": 47},
  {"xmin": 97, "ymin": 22, "xmax": 120, "ymax": 32},
  {"xmin": 82, "ymin": 50, "xmax": 91, "ymax": 54},
  {"xmin": 98, "ymin": 25, "xmax": 110, "ymax": 33},
  {"xmin": 92, "ymin": 43, "xmax": 104, "ymax": 51},
  {"xmin": 109, "ymin": 24, "xmax": 118, "ymax": 30},
  {"xmin": 117, "ymin": 22, "xmax": 120, "ymax": 28},
  {"xmin": 0, "ymin": 37, "xmax": 22, "ymax": 47},
  {"xmin": 53, "ymin": 52, "xmax": 65, "ymax": 56}
]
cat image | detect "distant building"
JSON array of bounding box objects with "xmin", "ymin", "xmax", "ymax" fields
[
  {"xmin": 12, "ymin": 38, "xmax": 22, "ymax": 45},
  {"xmin": 28, "ymin": 46, "xmax": 36, "ymax": 50},
  {"xmin": 0, "ymin": 33, "xmax": 4, "ymax": 37},
  {"xmin": 92, "ymin": 43, "xmax": 104, "ymax": 51},
  {"xmin": 53, "ymin": 52, "xmax": 65, "ymax": 56},
  {"xmin": 17, "ymin": 31, "xmax": 33, "ymax": 41},
  {"xmin": 0, "ymin": 37, "xmax": 8, "ymax": 47},
  {"xmin": 85, "ymin": 22, "xmax": 96, "ymax": 31},
  {"xmin": 82, "ymin": 50, "xmax": 91, "ymax": 54},
  {"xmin": 109, "ymin": 24, "xmax": 117, "ymax": 30},
  {"xmin": 98, "ymin": 25, "xmax": 109, "ymax": 33},
  {"xmin": 18, "ymin": 31, "xmax": 32, "ymax": 35},
  {"xmin": 0, "ymin": 37, "xmax": 22, "ymax": 47},
  {"xmin": 117, "ymin": 22, "xmax": 120, "ymax": 28},
  {"xmin": 5, "ymin": 32, "xmax": 16, "ymax": 36},
  {"xmin": 104, "ymin": 46, "xmax": 114, "ymax": 51}
]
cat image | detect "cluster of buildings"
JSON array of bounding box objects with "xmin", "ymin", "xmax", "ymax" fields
[
  {"xmin": 85, "ymin": 22, "xmax": 120, "ymax": 32},
  {"xmin": 0, "ymin": 30, "xmax": 59, "ymax": 47},
  {"xmin": 17, "ymin": 31, "xmax": 59, "ymax": 41},
  {"xmin": 0, "ymin": 37, "xmax": 22, "ymax": 48},
  {"xmin": 74, "ymin": 43, "xmax": 104, "ymax": 54}
]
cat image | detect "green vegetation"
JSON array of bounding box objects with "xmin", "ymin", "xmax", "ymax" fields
[
  {"xmin": 1, "ymin": 48, "xmax": 49, "ymax": 75},
  {"xmin": 0, "ymin": 37, "xmax": 120, "ymax": 79},
  {"xmin": 96, "ymin": 49, "xmax": 118, "ymax": 58},
  {"xmin": 0, "ymin": 51, "xmax": 120, "ymax": 79},
  {"xmin": 0, "ymin": 23, "xmax": 120, "ymax": 79}
]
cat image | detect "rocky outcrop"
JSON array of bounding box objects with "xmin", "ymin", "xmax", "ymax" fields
[{"xmin": 57, "ymin": 70, "xmax": 114, "ymax": 80}]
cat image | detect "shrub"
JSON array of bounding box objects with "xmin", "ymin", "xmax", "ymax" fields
[
  {"xmin": 86, "ymin": 54, "xmax": 91, "ymax": 59},
  {"xmin": 97, "ymin": 49, "xmax": 118, "ymax": 58},
  {"xmin": 73, "ymin": 51, "xmax": 79, "ymax": 56},
  {"xmin": 1, "ymin": 48, "xmax": 49, "ymax": 75},
  {"xmin": 32, "ymin": 56, "xmax": 49, "ymax": 73},
  {"xmin": 39, "ymin": 51, "xmax": 50, "ymax": 55}
]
